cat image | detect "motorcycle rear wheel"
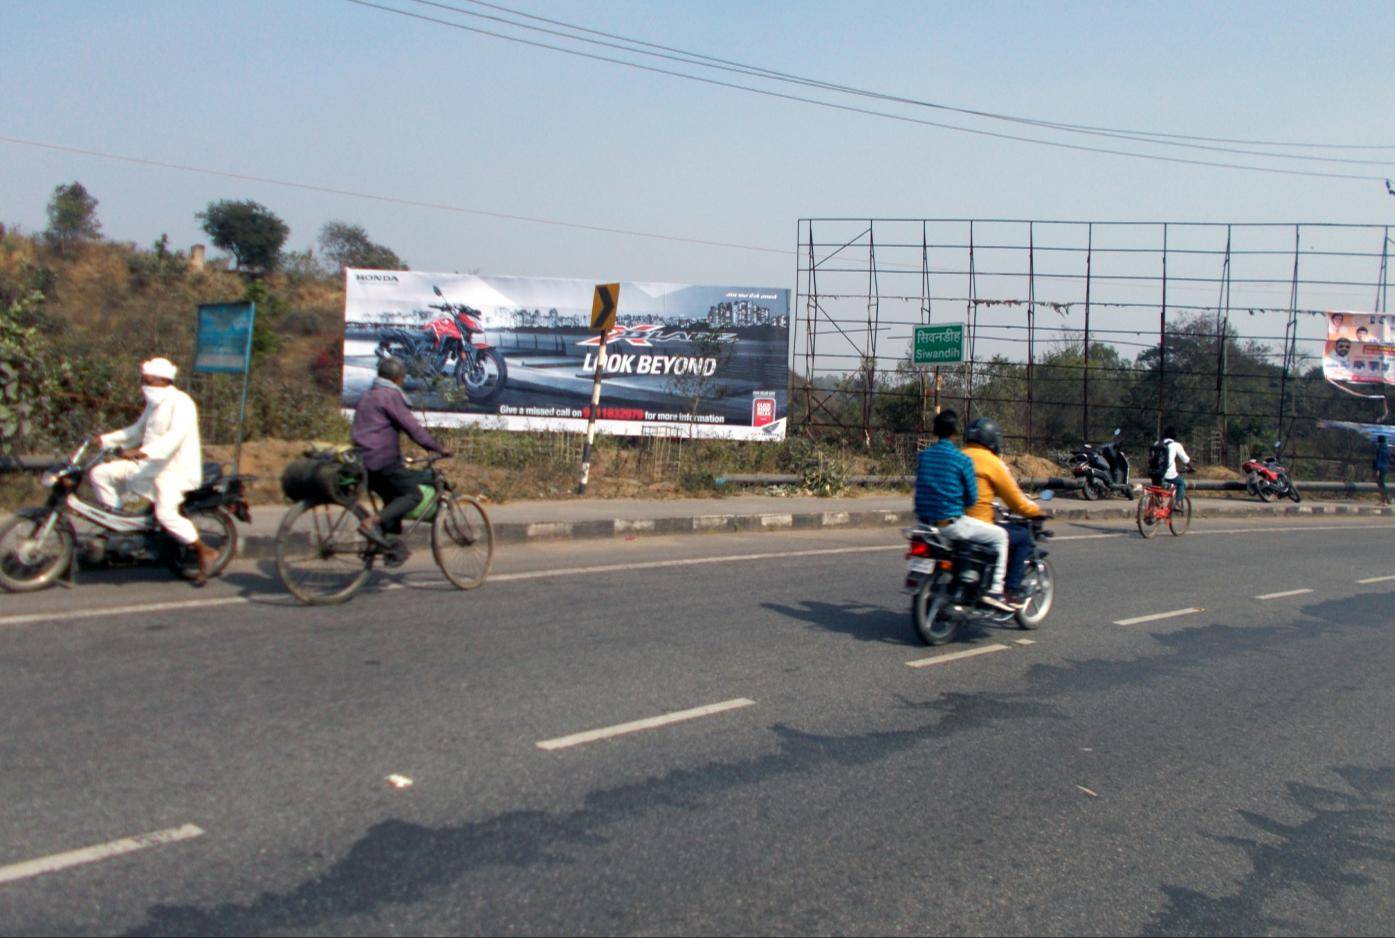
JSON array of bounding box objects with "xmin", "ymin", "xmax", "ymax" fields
[
  {"xmin": 1255, "ymin": 482, "xmax": 1273, "ymax": 502},
  {"xmin": 0, "ymin": 513, "xmax": 75, "ymax": 593},
  {"xmin": 168, "ymin": 509, "xmax": 238, "ymax": 581},
  {"xmin": 1015, "ymin": 558, "xmax": 1055, "ymax": 629},
  {"xmin": 1079, "ymin": 476, "xmax": 1099, "ymax": 500},
  {"xmin": 911, "ymin": 577, "xmax": 958, "ymax": 645}
]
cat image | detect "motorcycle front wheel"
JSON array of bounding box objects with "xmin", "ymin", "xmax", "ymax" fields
[
  {"xmin": 911, "ymin": 576, "xmax": 959, "ymax": 645},
  {"xmin": 1015, "ymin": 558, "xmax": 1055, "ymax": 629},
  {"xmin": 0, "ymin": 513, "xmax": 75, "ymax": 593},
  {"xmin": 456, "ymin": 348, "xmax": 508, "ymax": 404},
  {"xmin": 1286, "ymin": 480, "xmax": 1302, "ymax": 503}
]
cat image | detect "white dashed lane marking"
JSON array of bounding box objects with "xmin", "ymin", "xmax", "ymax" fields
[
  {"xmin": 537, "ymin": 698, "xmax": 756, "ymax": 751},
  {"xmin": 905, "ymin": 643, "xmax": 1012, "ymax": 668},
  {"xmin": 0, "ymin": 824, "xmax": 204, "ymax": 886},
  {"xmin": 1255, "ymin": 588, "xmax": 1314, "ymax": 600},
  {"xmin": 1113, "ymin": 607, "xmax": 1204, "ymax": 626}
]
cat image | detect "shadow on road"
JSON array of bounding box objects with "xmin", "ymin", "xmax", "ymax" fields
[{"xmin": 760, "ymin": 599, "xmax": 919, "ymax": 645}]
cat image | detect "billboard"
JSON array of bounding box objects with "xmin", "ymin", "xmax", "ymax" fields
[
  {"xmin": 1325, "ymin": 311, "xmax": 1395, "ymax": 385},
  {"xmin": 342, "ymin": 270, "xmax": 790, "ymax": 440}
]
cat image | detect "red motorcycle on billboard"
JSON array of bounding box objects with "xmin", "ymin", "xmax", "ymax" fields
[
  {"xmin": 1242, "ymin": 445, "xmax": 1301, "ymax": 503},
  {"xmin": 375, "ymin": 286, "xmax": 508, "ymax": 403}
]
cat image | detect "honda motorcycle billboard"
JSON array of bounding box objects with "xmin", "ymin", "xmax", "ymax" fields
[{"xmin": 342, "ymin": 270, "xmax": 791, "ymax": 440}]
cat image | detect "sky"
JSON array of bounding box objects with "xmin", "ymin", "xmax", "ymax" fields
[{"xmin": 2, "ymin": 0, "xmax": 1393, "ymax": 292}]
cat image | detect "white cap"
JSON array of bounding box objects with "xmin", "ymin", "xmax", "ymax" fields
[{"xmin": 141, "ymin": 357, "xmax": 178, "ymax": 381}]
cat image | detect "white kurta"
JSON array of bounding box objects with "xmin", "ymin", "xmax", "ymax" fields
[{"xmin": 91, "ymin": 388, "xmax": 204, "ymax": 544}]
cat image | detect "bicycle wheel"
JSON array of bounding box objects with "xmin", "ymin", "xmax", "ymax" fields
[
  {"xmin": 1168, "ymin": 496, "xmax": 1192, "ymax": 536},
  {"xmin": 432, "ymin": 494, "xmax": 494, "ymax": 590},
  {"xmin": 275, "ymin": 501, "xmax": 373, "ymax": 605},
  {"xmin": 1136, "ymin": 492, "xmax": 1160, "ymax": 539}
]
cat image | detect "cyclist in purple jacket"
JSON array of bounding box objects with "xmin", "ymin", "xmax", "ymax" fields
[{"xmin": 351, "ymin": 357, "xmax": 449, "ymax": 543}]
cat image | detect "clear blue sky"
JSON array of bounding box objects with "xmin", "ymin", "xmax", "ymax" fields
[{"xmin": 3, "ymin": 0, "xmax": 1393, "ymax": 288}]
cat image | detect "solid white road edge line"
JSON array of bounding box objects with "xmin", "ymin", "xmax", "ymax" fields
[
  {"xmin": 1255, "ymin": 588, "xmax": 1314, "ymax": 600},
  {"xmin": 0, "ymin": 597, "xmax": 246, "ymax": 629},
  {"xmin": 537, "ymin": 698, "xmax": 756, "ymax": 751},
  {"xmin": 1357, "ymin": 574, "xmax": 1395, "ymax": 584},
  {"xmin": 906, "ymin": 643, "xmax": 1012, "ymax": 668},
  {"xmin": 1114, "ymin": 607, "xmax": 1204, "ymax": 626},
  {"xmin": 0, "ymin": 824, "xmax": 204, "ymax": 886}
]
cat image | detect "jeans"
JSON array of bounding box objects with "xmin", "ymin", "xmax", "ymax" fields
[
  {"xmin": 1003, "ymin": 522, "xmax": 1034, "ymax": 593},
  {"xmin": 1167, "ymin": 474, "xmax": 1187, "ymax": 506},
  {"xmin": 1378, "ymin": 469, "xmax": 1389, "ymax": 503},
  {"xmin": 939, "ymin": 514, "xmax": 1009, "ymax": 595},
  {"xmin": 367, "ymin": 466, "xmax": 431, "ymax": 534}
]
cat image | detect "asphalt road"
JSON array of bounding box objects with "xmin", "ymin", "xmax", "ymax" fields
[{"xmin": 2, "ymin": 516, "xmax": 1394, "ymax": 936}]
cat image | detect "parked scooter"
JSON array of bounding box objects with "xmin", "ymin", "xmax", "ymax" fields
[
  {"xmin": 904, "ymin": 492, "xmax": 1056, "ymax": 646},
  {"xmin": 375, "ymin": 285, "xmax": 508, "ymax": 403},
  {"xmin": 1068, "ymin": 428, "xmax": 1135, "ymax": 500},
  {"xmin": 0, "ymin": 442, "xmax": 252, "ymax": 592},
  {"xmin": 1242, "ymin": 444, "xmax": 1301, "ymax": 503}
]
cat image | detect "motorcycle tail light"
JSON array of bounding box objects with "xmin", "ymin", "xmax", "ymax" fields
[
  {"xmin": 907, "ymin": 540, "xmax": 933, "ymax": 558},
  {"xmin": 938, "ymin": 559, "xmax": 953, "ymax": 571}
]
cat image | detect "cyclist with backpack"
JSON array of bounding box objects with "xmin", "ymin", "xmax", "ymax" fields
[{"xmin": 1149, "ymin": 427, "xmax": 1192, "ymax": 507}]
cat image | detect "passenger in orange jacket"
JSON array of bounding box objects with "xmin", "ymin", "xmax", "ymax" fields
[{"xmin": 962, "ymin": 418, "xmax": 1044, "ymax": 605}]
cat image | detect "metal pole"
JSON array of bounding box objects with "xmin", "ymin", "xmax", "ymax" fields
[
  {"xmin": 1216, "ymin": 226, "xmax": 1232, "ymax": 464},
  {"xmin": 1158, "ymin": 223, "xmax": 1168, "ymax": 438},
  {"xmin": 966, "ymin": 221, "xmax": 976, "ymax": 426},
  {"xmin": 1276, "ymin": 225, "xmax": 1301, "ymax": 449},
  {"xmin": 577, "ymin": 331, "xmax": 608, "ymax": 495},
  {"xmin": 1083, "ymin": 223, "xmax": 1092, "ymax": 442},
  {"xmin": 1026, "ymin": 221, "xmax": 1035, "ymax": 450}
]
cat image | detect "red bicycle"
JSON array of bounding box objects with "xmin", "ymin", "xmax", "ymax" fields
[{"xmin": 1136, "ymin": 481, "xmax": 1191, "ymax": 538}]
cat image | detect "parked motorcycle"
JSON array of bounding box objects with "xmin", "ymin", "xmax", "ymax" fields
[
  {"xmin": 375, "ymin": 285, "xmax": 508, "ymax": 403},
  {"xmin": 1068, "ymin": 428, "xmax": 1135, "ymax": 500},
  {"xmin": 904, "ymin": 493, "xmax": 1056, "ymax": 646},
  {"xmin": 1242, "ymin": 445, "xmax": 1301, "ymax": 503},
  {"xmin": 0, "ymin": 442, "xmax": 252, "ymax": 592}
]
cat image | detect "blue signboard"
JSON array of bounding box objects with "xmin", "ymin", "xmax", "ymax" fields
[{"xmin": 194, "ymin": 302, "xmax": 256, "ymax": 374}]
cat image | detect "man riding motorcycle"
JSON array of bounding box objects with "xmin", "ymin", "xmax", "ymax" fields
[
  {"xmin": 962, "ymin": 418, "xmax": 1044, "ymax": 607},
  {"xmin": 914, "ymin": 409, "xmax": 1013, "ymax": 612},
  {"xmin": 89, "ymin": 357, "xmax": 220, "ymax": 584},
  {"xmin": 351, "ymin": 356, "xmax": 450, "ymax": 554}
]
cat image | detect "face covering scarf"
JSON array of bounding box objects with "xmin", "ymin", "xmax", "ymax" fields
[{"xmin": 142, "ymin": 385, "xmax": 171, "ymax": 405}]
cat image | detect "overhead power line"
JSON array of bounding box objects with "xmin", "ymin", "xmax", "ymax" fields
[
  {"xmin": 339, "ymin": 0, "xmax": 1389, "ymax": 183},
  {"xmin": 417, "ymin": 0, "xmax": 1395, "ymax": 165},
  {"xmin": 0, "ymin": 135, "xmax": 791, "ymax": 257}
]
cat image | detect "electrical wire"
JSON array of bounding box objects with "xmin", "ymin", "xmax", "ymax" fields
[
  {"xmin": 435, "ymin": 0, "xmax": 1395, "ymax": 155},
  {"xmin": 340, "ymin": 0, "xmax": 1388, "ymax": 183}
]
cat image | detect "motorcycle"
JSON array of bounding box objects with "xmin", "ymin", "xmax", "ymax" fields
[
  {"xmin": 1068, "ymin": 428, "xmax": 1135, "ymax": 500},
  {"xmin": 904, "ymin": 492, "xmax": 1056, "ymax": 646},
  {"xmin": 1242, "ymin": 445, "xmax": 1301, "ymax": 503},
  {"xmin": 0, "ymin": 442, "xmax": 252, "ymax": 593},
  {"xmin": 375, "ymin": 285, "xmax": 508, "ymax": 404}
]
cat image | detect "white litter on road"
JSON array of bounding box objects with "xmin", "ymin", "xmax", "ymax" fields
[{"xmin": 386, "ymin": 774, "xmax": 414, "ymax": 788}]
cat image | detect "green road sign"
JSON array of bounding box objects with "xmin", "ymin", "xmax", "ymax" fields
[{"xmin": 913, "ymin": 323, "xmax": 964, "ymax": 365}]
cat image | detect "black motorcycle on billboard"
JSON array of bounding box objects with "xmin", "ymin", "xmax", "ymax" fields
[{"xmin": 374, "ymin": 286, "xmax": 508, "ymax": 403}]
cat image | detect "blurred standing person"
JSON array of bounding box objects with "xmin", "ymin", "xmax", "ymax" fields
[{"xmin": 1375, "ymin": 434, "xmax": 1391, "ymax": 506}]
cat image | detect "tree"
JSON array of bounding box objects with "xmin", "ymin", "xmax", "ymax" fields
[
  {"xmin": 197, "ymin": 200, "xmax": 289, "ymax": 273},
  {"xmin": 317, "ymin": 221, "xmax": 405, "ymax": 272},
  {"xmin": 43, "ymin": 181, "xmax": 101, "ymax": 256}
]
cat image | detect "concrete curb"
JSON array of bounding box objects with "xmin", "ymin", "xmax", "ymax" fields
[{"xmin": 231, "ymin": 501, "xmax": 1395, "ymax": 561}]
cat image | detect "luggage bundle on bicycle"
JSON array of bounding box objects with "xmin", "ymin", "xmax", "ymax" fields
[{"xmin": 280, "ymin": 444, "xmax": 365, "ymax": 506}]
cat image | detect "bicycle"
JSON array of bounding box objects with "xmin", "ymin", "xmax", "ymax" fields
[
  {"xmin": 1136, "ymin": 480, "xmax": 1191, "ymax": 538},
  {"xmin": 274, "ymin": 454, "xmax": 493, "ymax": 605}
]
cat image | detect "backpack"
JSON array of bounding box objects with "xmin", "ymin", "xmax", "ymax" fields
[{"xmin": 1147, "ymin": 441, "xmax": 1171, "ymax": 481}]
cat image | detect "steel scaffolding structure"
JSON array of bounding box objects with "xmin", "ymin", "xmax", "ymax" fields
[{"xmin": 793, "ymin": 218, "xmax": 1392, "ymax": 465}]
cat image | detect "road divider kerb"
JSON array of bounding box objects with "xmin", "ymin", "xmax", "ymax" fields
[
  {"xmin": 216, "ymin": 503, "xmax": 1395, "ymax": 560},
  {"xmin": 0, "ymin": 823, "xmax": 204, "ymax": 886},
  {"xmin": 1114, "ymin": 607, "xmax": 1204, "ymax": 626},
  {"xmin": 537, "ymin": 698, "xmax": 755, "ymax": 751},
  {"xmin": 906, "ymin": 643, "xmax": 1012, "ymax": 668}
]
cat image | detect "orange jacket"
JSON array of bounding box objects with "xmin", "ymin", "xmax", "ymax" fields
[{"xmin": 963, "ymin": 443, "xmax": 1043, "ymax": 523}]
